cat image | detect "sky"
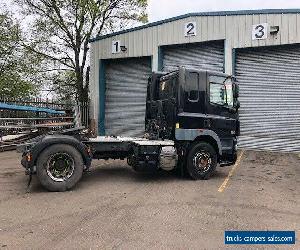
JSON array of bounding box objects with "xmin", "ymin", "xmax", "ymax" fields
[{"xmin": 148, "ymin": 0, "xmax": 300, "ymax": 22}]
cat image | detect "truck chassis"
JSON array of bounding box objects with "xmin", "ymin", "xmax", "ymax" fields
[{"xmin": 19, "ymin": 129, "xmax": 231, "ymax": 191}]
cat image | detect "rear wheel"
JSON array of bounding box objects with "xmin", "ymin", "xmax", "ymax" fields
[
  {"xmin": 36, "ymin": 144, "xmax": 84, "ymax": 192},
  {"xmin": 187, "ymin": 142, "xmax": 217, "ymax": 180}
]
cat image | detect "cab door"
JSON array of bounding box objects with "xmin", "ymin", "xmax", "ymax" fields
[
  {"xmin": 159, "ymin": 76, "xmax": 178, "ymax": 138},
  {"xmin": 183, "ymin": 71, "xmax": 205, "ymax": 114}
]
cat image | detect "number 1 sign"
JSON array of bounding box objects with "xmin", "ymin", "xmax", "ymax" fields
[
  {"xmin": 252, "ymin": 23, "xmax": 268, "ymax": 40},
  {"xmin": 112, "ymin": 40, "xmax": 121, "ymax": 54},
  {"xmin": 185, "ymin": 22, "xmax": 197, "ymax": 37}
]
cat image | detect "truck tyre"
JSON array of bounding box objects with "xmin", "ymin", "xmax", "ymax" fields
[
  {"xmin": 36, "ymin": 144, "xmax": 84, "ymax": 192},
  {"xmin": 187, "ymin": 142, "xmax": 217, "ymax": 180}
]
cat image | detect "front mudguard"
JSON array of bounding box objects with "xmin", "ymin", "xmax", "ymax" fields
[{"xmin": 219, "ymin": 138, "xmax": 238, "ymax": 167}]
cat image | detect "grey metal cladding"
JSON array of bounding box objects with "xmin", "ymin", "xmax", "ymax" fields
[
  {"xmin": 90, "ymin": 9, "xmax": 300, "ymax": 42},
  {"xmin": 236, "ymin": 44, "xmax": 300, "ymax": 152},
  {"xmin": 104, "ymin": 57, "xmax": 152, "ymax": 137},
  {"xmin": 162, "ymin": 41, "xmax": 224, "ymax": 72}
]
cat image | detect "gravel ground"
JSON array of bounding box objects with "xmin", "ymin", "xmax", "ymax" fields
[{"xmin": 0, "ymin": 150, "xmax": 299, "ymax": 250}]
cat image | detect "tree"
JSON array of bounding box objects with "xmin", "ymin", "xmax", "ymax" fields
[
  {"xmin": 45, "ymin": 70, "xmax": 77, "ymax": 103},
  {"xmin": 16, "ymin": 0, "xmax": 148, "ymax": 102},
  {"xmin": 0, "ymin": 12, "xmax": 41, "ymax": 98}
]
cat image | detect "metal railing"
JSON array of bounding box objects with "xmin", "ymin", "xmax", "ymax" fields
[{"xmin": 0, "ymin": 96, "xmax": 90, "ymax": 136}]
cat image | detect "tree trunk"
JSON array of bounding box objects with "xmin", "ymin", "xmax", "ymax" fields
[
  {"xmin": 84, "ymin": 66, "xmax": 90, "ymax": 101},
  {"xmin": 75, "ymin": 67, "xmax": 88, "ymax": 102}
]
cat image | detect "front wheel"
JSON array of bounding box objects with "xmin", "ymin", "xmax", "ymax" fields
[
  {"xmin": 186, "ymin": 142, "xmax": 217, "ymax": 180},
  {"xmin": 36, "ymin": 144, "xmax": 84, "ymax": 191}
]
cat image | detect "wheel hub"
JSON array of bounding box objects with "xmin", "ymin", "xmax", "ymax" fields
[
  {"xmin": 46, "ymin": 153, "xmax": 75, "ymax": 182},
  {"xmin": 193, "ymin": 152, "xmax": 212, "ymax": 173}
]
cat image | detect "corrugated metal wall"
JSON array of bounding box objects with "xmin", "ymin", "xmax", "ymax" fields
[
  {"xmin": 104, "ymin": 57, "xmax": 151, "ymax": 137},
  {"xmin": 236, "ymin": 44, "xmax": 300, "ymax": 152},
  {"xmin": 94, "ymin": 13, "xmax": 300, "ymax": 58},
  {"xmin": 162, "ymin": 41, "xmax": 224, "ymax": 72},
  {"xmin": 90, "ymin": 11, "xmax": 300, "ymax": 138},
  {"xmin": 91, "ymin": 13, "xmax": 300, "ymax": 73}
]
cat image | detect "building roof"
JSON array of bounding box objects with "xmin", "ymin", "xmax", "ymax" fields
[{"xmin": 90, "ymin": 9, "xmax": 300, "ymax": 42}]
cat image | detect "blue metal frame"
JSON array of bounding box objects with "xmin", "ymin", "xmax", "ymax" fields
[
  {"xmin": 90, "ymin": 9, "xmax": 300, "ymax": 43},
  {"xmin": 158, "ymin": 46, "xmax": 163, "ymax": 71},
  {"xmin": 223, "ymin": 40, "xmax": 226, "ymax": 73},
  {"xmin": 0, "ymin": 103, "xmax": 65, "ymax": 114},
  {"xmin": 150, "ymin": 55, "xmax": 154, "ymax": 71},
  {"xmin": 232, "ymin": 48, "xmax": 237, "ymax": 76},
  {"xmin": 99, "ymin": 60, "xmax": 106, "ymax": 135}
]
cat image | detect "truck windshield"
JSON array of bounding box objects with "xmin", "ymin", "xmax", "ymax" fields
[{"xmin": 209, "ymin": 76, "xmax": 233, "ymax": 107}]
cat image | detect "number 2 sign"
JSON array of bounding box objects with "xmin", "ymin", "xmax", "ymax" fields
[
  {"xmin": 252, "ymin": 23, "xmax": 268, "ymax": 40},
  {"xmin": 184, "ymin": 22, "xmax": 197, "ymax": 37}
]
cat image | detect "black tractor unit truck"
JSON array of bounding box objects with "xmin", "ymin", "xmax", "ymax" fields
[{"xmin": 19, "ymin": 66, "xmax": 240, "ymax": 191}]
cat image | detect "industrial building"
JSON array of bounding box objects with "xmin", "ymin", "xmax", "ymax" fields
[{"xmin": 89, "ymin": 9, "xmax": 300, "ymax": 152}]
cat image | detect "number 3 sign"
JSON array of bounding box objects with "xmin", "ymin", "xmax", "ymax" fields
[
  {"xmin": 184, "ymin": 22, "xmax": 197, "ymax": 37},
  {"xmin": 252, "ymin": 23, "xmax": 268, "ymax": 40}
]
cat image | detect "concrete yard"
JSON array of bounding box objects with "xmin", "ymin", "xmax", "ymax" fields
[{"xmin": 0, "ymin": 150, "xmax": 299, "ymax": 249}]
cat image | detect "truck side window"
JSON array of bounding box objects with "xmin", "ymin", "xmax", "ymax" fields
[
  {"xmin": 210, "ymin": 82, "xmax": 226, "ymax": 105},
  {"xmin": 186, "ymin": 72, "xmax": 199, "ymax": 102},
  {"xmin": 209, "ymin": 75, "xmax": 233, "ymax": 107}
]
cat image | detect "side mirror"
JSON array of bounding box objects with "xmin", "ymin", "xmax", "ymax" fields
[
  {"xmin": 229, "ymin": 100, "xmax": 240, "ymax": 114},
  {"xmin": 233, "ymin": 83, "xmax": 239, "ymax": 98}
]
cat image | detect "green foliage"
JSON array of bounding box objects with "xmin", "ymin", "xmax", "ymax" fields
[
  {"xmin": 0, "ymin": 12, "xmax": 42, "ymax": 98},
  {"xmin": 14, "ymin": 0, "xmax": 148, "ymax": 101},
  {"xmin": 45, "ymin": 70, "xmax": 77, "ymax": 103}
]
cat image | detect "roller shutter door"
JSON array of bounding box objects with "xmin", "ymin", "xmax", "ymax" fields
[
  {"xmin": 162, "ymin": 41, "xmax": 224, "ymax": 72},
  {"xmin": 236, "ymin": 45, "xmax": 300, "ymax": 152},
  {"xmin": 105, "ymin": 57, "xmax": 151, "ymax": 137}
]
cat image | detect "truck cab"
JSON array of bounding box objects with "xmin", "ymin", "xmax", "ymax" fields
[{"xmin": 145, "ymin": 67, "xmax": 240, "ymax": 173}]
